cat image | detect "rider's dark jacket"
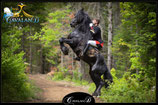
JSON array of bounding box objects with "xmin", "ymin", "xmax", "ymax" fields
[{"xmin": 91, "ymin": 25, "xmax": 104, "ymax": 49}]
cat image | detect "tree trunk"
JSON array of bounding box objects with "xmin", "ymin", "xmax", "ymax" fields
[
  {"xmin": 29, "ymin": 25, "xmax": 33, "ymax": 74},
  {"xmin": 107, "ymin": 2, "xmax": 113, "ymax": 70},
  {"xmin": 136, "ymin": 23, "xmax": 139, "ymax": 74},
  {"xmin": 42, "ymin": 53, "xmax": 45, "ymax": 74},
  {"xmin": 71, "ymin": 51, "xmax": 74, "ymax": 70},
  {"xmin": 113, "ymin": 2, "xmax": 121, "ymax": 29},
  {"xmin": 80, "ymin": 60, "xmax": 85, "ymax": 80},
  {"xmin": 61, "ymin": 51, "xmax": 64, "ymax": 69},
  {"xmin": 112, "ymin": 2, "xmax": 121, "ymax": 69},
  {"xmin": 40, "ymin": 46, "xmax": 45, "ymax": 74}
]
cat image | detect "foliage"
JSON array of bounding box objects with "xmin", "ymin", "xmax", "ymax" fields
[
  {"xmin": 1, "ymin": 2, "xmax": 73, "ymax": 102},
  {"xmin": 29, "ymin": 4, "xmax": 72, "ymax": 65},
  {"xmin": 112, "ymin": 2, "xmax": 156, "ymax": 80},
  {"xmin": 88, "ymin": 68, "xmax": 156, "ymax": 103},
  {"xmin": 51, "ymin": 65, "xmax": 89, "ymax": 86},
  {"xmin": 1, "ymin": 26, "xmax": 36, "ymax": 102},
  {"xmin": 1, "ymin": 2, "xmax": 49, "ymax": 102},
  {"xmin": 52, "ymin": 66, "xmax": 68, "ymax": 81}
]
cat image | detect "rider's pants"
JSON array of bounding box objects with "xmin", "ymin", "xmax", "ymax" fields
[{"xmin": 87, "ymin": 40, "xmax": 103, "ymax": 48}]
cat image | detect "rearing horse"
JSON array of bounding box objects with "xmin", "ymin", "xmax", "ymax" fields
[{"xmin": 59, "ymin": 8, "xmax": 113, "ymax": 96}]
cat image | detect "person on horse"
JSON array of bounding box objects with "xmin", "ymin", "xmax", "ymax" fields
[{"xmin": 74, "ymin": 19, "xmax": 104, "ymax": 61}]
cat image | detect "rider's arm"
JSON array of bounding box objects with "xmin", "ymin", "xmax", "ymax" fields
[{"xmin": 93, "ymin": 26, "xmax": 101, "ymax": 35}]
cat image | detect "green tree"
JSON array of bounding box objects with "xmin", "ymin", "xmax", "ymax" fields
[
  {"xmin": 1, "ymin": 2, "xmax": 48, "ymax": 101},
  {"xmin": 112, "ymin": 2, "xmax": 156, "ymax": 79},
  {"xmin": 1, "ymin": 24, "xmax": 35, "ymax": 102},
  {"xmin": 102, "ymin": 2, "xmax": 157, "ymax": 102}
]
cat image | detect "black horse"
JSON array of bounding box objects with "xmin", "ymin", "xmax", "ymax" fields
[{"xmin": 59, "ymin": 8, "xmax": 113, "ymax": 96}]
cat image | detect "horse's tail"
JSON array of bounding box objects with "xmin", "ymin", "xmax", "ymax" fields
[{"xmin": 103, "ymin": 66, "xmax": 113, "ymax": 88}]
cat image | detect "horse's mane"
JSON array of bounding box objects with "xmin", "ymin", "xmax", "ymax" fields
[
  {"xmin": 74, "ymin": 9, "xmax": 93, "ymax": 48},
  {"xmin": 77, "ymin": 10, "xmax": 92, "ymax": 33}
]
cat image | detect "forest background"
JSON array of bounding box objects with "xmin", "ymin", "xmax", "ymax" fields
[{"xmin": 1, "ymin": 2, "xmax": 156, "ymax": 103}]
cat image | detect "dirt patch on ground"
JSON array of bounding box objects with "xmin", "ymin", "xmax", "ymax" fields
[{"xmin": 26, "ymin": 74, "xmax": 103, "ymax": 103}]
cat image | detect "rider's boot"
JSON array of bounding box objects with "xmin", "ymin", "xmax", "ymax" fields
[
  {"xmin": 80, "ymin": 44, "xmax": 89, "ymax": 56},
  {"xmin": 73, "ymin": 57, "xmax": 80, "ymax": 61},
  {"xmin": 74, "ymin": 44, "xmax": 89, "ymax": 61}
]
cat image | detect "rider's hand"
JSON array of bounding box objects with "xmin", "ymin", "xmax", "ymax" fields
[{"xmin": 89, "ymin": 23, "xmax": 93, "ymax": 27}]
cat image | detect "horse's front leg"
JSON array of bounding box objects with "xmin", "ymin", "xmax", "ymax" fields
[
  {"xmin": 59, "ymin": 37, "xmax": 69, "ymax": 55},
  {"xmin": 59, "ymin": 37, "xmax": 73, "ymax": 55}
]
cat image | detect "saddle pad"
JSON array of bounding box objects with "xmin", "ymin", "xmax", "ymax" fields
[{"xmin": 87, "ymin": 47, "xmax": 99, "ymax": 57}]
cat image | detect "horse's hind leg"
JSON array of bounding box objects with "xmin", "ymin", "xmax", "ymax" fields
[
  {"xmin": 89, "ymin": 69, "xmax": 105, "ymax": 96},
  {"xmin": 89, "ymin": 70, "xmax": 100, "ymax": 96},
  {"xmin": 90, "ymin": 54, "xmax": 112, "ymax": 96}
]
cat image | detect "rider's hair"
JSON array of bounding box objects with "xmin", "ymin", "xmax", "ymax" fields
[{"xmin": 94, "ymin": 19, "xmax": 100, "ymax": 25}]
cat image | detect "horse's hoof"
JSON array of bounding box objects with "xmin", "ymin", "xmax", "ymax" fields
[
  {"xmin": 63, "ymin": 52, "xmax": 68, "ymax": 55},
  {"xmin": 62, "ymin": 50, "xmax": 68, "ymax": 55},
  {"xmin": 59, "ymin": 38, "xmax": 63, "ymax": 43},
  {"xmin": 92, "ymin": 92, "xmax": 100, "ymax": 97},
  {"xmin": 62, "ymin": 47, "xmax": 69, "ymax": 55},
  {"xmin": 92, "ymin": 95, "xmax": 100, "ymax": 98},
  {"xmin": 73, "ymin": 57, "xmax": 80, "ymax": 61}
]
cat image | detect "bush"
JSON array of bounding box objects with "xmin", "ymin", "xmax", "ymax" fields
[
  {"xmin": 98, "ymin": 68, "xmax": 156, "ymax": 103},
  {"xmin": 2, "ymin": 49, "xmax": 36, "ymax": 102},
  {"xmin": 2, "ymin": 26, "xmax": 36, "ymax": 102},
  {"xmin": 52, "ymin": 72, "xmax": 65, "ymax": 81},
  {"xmin": 52, "ymin": 66, "xmax": 68, "ymax": 81}
]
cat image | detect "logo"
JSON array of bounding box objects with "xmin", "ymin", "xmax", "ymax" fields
[
  {"xmin": 3, "ymin": 3, "xmax": 39, "ymax": 23},
  {"xmin": 62, "ymin": 92, "xmax": 95, "ymax": 105}
]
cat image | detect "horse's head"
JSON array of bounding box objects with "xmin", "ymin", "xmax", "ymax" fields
[{"xmin": 70, "ymin": 8, "xmax": 85, "ymax": 27}]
